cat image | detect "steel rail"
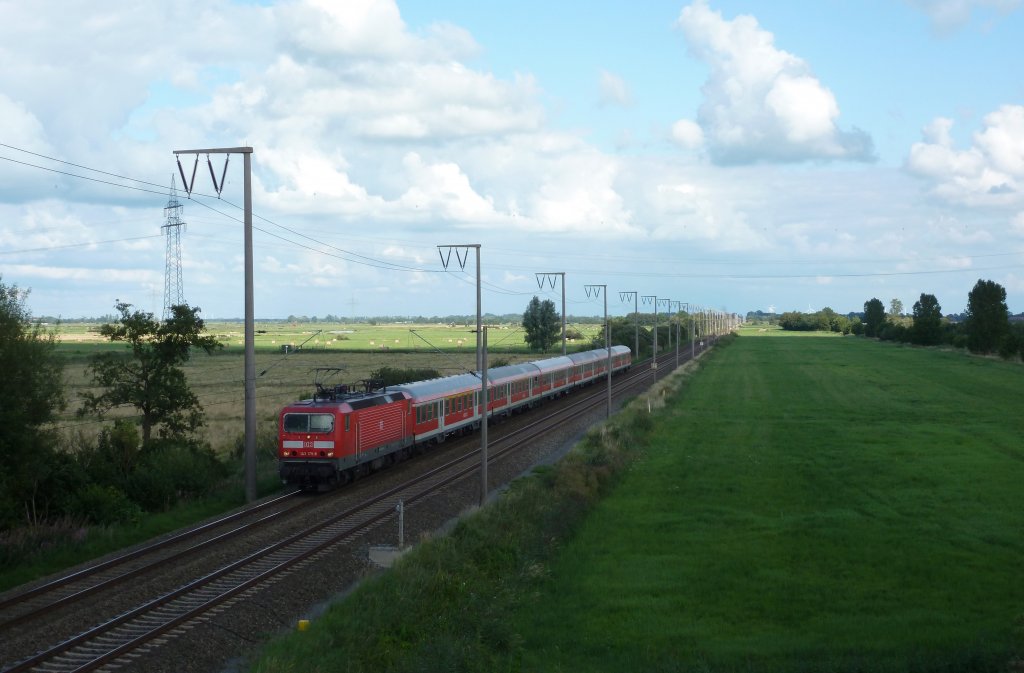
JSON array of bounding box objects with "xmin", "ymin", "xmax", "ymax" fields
[{"xmin": 0, "ymin": 492, "xmax": 302, "ymax": 633}]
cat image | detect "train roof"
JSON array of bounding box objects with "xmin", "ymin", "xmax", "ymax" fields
[
  {"xmin": 381, "ymin": 346, "xmax": 631, "ymax": 404},
  {"xmin": 390, "ymin": 362, "xmax": 541, "ymax": 403},
  {"xmin": 530, "ymin": 354, "xmax": 575, "ymax": 374},
  {"xmin": 391, "ymin": 372, "xmax": 481, "ymax": 401},
  {"xmin": 486, "ymin": 362, "xmax": 541, "ymax": 384},
  {"xmin": 283, "ymin": 390, "xmax": 409, "ymax": 412},
  {"xmin": 567, "ymin": 349, "xmax": 605, "ymax": 365}
]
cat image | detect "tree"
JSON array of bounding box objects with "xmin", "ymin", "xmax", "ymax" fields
[
  {"xmin": 911, "ymin": 293, "xmax": 943, "ymax": 346},
  {"xmin": 888, "ymin": 298, "xmax": 904, "ymax": 323},
  {"xmin": 863, "ymin": 298, "xmax": 886, "ymax": 337},
  {"xmin": 80, "ymin": 302, "xmax": 221, "ymax": 444},
  {"xmin": 0, "ymin": 277, "xmax": 67, "ymax": 527},
  {"xmin": 522, "ymin": 296, "xmax": 560, "ymax": 352},
  {"xmin": 965, "ymin": 279, "xmax": 1009, "ymax": 354}
]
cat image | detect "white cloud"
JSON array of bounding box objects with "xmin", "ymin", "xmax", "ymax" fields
[
  {"xmin": 598, "ymin": 70, "xmax": 632, "ymax": 107},
  {"xmin": 906, "ymin": 105, "xmax": 1024, "ymax": 206},
  {"xmin": 649, "ymin": 180, "xmax": 767, "ymax": 249},
  {"xmin": 906, "ymin": 0, "xmax": 1021, "ymax": 33},
  {"xmin": 526, "ymin": 150, "xmax": 638, "ymax": 235},
  {"xmin": 0, "ymin": 94, "xmax": 49, "ymax": 152},
  {"xmin": 670, "ymin": 119, "xmax": 705, "ymax": 150},
  {"xmin": 398, "ymin": 152, "xmax": 498, "ymax": 222},
  {"xmin": 675, "ymin": 0, "xmax": 873, "ymax": 164}
]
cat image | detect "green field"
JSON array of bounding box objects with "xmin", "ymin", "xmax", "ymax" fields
[
  {"xmin": 251, "ymin": 334, "xmax": 1023, "ymax": 673},
  {"xmin": 513, "ymin": 336, "xmax": 1023, "ymax": 671}
]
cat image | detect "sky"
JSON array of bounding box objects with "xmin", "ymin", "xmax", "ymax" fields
[{"xmin": 1, "ymin": 0, "xmax": 1023, "ymax": 321}]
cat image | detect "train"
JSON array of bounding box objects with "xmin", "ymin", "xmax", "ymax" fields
[{"xmin": 278, "ymin": 345, "xmax": 632, "ymax": 490}]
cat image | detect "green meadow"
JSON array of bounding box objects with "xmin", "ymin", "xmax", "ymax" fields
[
  {"xmin": 514, "ymin": 335, "xmax": 1023, "ymax": 671},
  {"xmin": 251, "ymin": 334, "xmax": 1022, "ymax": 673}
]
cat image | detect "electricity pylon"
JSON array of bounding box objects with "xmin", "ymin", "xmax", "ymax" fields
[{"xmin": 161, "ymin": 175, "xmax": 185, "ymax": 320}]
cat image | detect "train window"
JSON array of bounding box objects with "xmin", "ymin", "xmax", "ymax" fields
[
  {"xmin": 310, "ymin": 414, "xmax": 334, "ymax": 433},
  {"xmin": 283, "ymin": 414, "xmax": 306, "ymax": 433},
  {"xmin": 283, "ymin": 413, "xmax": 334, "ymax": 434},
  {"xmin": 345, "ymin": 416, "xmax": 350, "ymax": 432}
]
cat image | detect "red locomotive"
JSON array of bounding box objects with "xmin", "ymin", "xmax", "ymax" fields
[{"xmin": 278, "ymin": 345, "xmax": 631, "ymax": 489}]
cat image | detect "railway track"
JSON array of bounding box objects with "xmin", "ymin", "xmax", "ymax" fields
[
  {"xmin": 0, "ymin": 491, "xmax": 305, "ymax": 634},
  {"xmin": 1, "ymin": 338, "xmax": 713, "ymax": 673}
]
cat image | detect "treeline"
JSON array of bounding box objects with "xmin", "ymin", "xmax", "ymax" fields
[
  {"xmin": 779, "ymin": 279, "xmax": 1024, "ymax": 360},
  {"xmin": 777, "ymin": 308, "xmax": 859, "ymax": 334}
]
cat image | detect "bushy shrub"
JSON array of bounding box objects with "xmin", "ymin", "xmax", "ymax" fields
[
  {"xmin": 0, "ymin": 435, "xmax": 79, "ymax": 531},
  {"xmin": 127, "ymin": 441, "xmax": 227, "ymax": 511},
  {"xmin": 878, "ymin": 322, "xmax": 909, "ymax": 342},
  {"xmin": 997, "ymin": 333, "xmax": 1020, "ymax": 361},
  {"xmin": 69, "ymin": 484, "xmax": 141, "ymax": 526},
  {"xmin": 74, "ymin": 420, "xmax": 140, "ymax": 491},
  {"xmin": 232, "ymin": 423, "xmax": 281, "ymax": 461}
]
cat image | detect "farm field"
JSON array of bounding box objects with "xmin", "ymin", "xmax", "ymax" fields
[
  {"xmin": 52, "ymin": 320, "xmax": 603, "ymax": 456},
  {"xmin": 511, "ymin": 335, "xmax": 1024, "ymax": 671}
]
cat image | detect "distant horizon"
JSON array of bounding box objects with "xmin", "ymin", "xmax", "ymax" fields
[{"xmin": 38, "ymin": 307, "xmax": 1020, "ymax": 325}]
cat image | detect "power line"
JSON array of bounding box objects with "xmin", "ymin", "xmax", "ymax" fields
[
  {"xmin": 0, "ymin": 234, "xmax": 164, "ymax": 255},
  {"xmin": 0, "ymin": 143, "xmax": 447, "ymax": 276},
  {"xmin": 5, "ymin": 141, "xmax": 1022, "ymax": 285}
]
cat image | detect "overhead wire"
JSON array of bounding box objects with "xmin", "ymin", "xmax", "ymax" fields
[{"xmin": 4, "ymin": 140, "xmax": 1023, "ymax": 288}]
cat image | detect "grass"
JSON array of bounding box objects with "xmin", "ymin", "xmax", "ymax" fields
[
  {"xmin": 513, "ymin": 336, "xmax": 1023, "ymax": 671},
  {"xmin": 249, "ymin": 334, "xmax": 1022, "ymax": 673}
]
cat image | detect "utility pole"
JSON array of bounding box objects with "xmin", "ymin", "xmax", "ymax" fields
[
  {"xmin": 691, "ymin": 305, "xmax": 697, "ymax": 359},
  {"xmin": 642, "ymin": 295, "xmax": 658, "ymax": 384},
  {"xmin": 536, "ymin": 272, "xmax": 566, "ymax": 355},
  {"xmin": 438, "ymin": 244, "xmax": 482, "ymax": 371},
  {"xmin": 480, "ymin": 326, "xmax": 489, "ymax": 506},
  {"xmin": 437, "ymin": 244, "xmax": 486, "ymax": 504},
  {"xmin": 586, "ymin": 284, "xmax": 612, "ymax": 419},
  {"xmin": 660, "ymin": 298, "xmax": 672, "ymax": 352},
  {"xmin": 671, "ymin": 301, "xmax": 686, "ymax": 369},
  {"xmin": 619, "ymin": 290, "xmax": 639, "ymax": 362},
  {"xmin": 174, "ymin": 146, "xmax": 256, "ymax": 502}
]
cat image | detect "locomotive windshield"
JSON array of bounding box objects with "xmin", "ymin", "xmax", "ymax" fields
[{"xmin": 283, "ymin": 413, "xmax": 335, "ymax": 434}]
